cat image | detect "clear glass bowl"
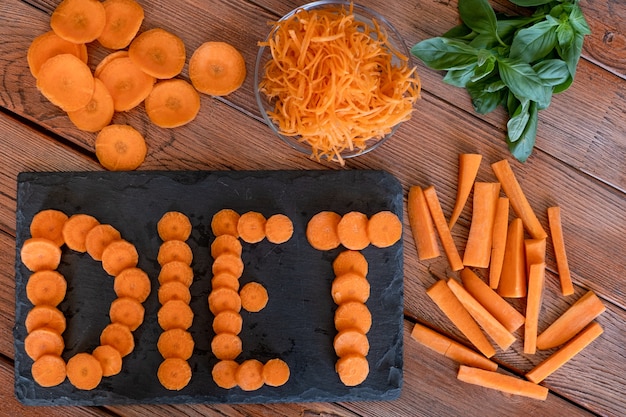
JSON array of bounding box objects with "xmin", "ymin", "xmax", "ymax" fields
[{"xmin": 254, "ymin": 1, "xmax": 412, "ymax": 163}]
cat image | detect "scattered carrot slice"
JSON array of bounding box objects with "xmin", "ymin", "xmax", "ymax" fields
[
  {"xmin": 262, "ymin": 358, "xmax": 290, "ymax": 387},
  {"xmin": 27, "ymin": 31, "xmax": 87, "ymax": 79},
  {"xmin": 109, "ymin": 296, "xmax": 145, "ymax": 331},
  {"xmin": 157, "ymin": 299, "xmax": 194, "ymax": 330},
  {"xmin": 210, "ymin": 234, "xmax": 243, "ymax": 259},
  {"xmin": 333, "ymin": 328, "xmax": 370, "ymax": 357},
  {"xmin": 67, "ymin": 78, "xmax": 115, "ymax": 133},
  {"xmin": 50, "ymin": 0, "xmax": 107, "ymax": 44},
  {"xmin": 85, "ymin": 223, "xmax": 121, "ymax": 261},
  {"xmin": 31, "ymin": 354, "xmax": 67, "ymax": 387},
  {"xmin": 208, "ymin": 287, "xmax": 242, "ymax": 315},
  {"xmin": 211, "ymin": 272, "xmax": 240, "ymax": 292},
  {"xmin": 145, "ymin": 79, "xmax": 201, "ymax": 128},
  {"xmin": 157, "ymin": 328, "xmax": 195, "ymax": 360},
  {"xmin": 212, "ymin": 253, "xmax": 244, "ymax": 278},
  {"xmin": 158, "ymin": 280, "xmax": 192, "ymax": 304},
  {"xmin": 337, "ymin": 211, "xmax": 370, "ymax": 250},
  {"xmin": 235, "ymin": 359, "xmax": 264, "ymax": 391},
  {"xmin": 335, "ymin": 353, "xmax": 369, "ymax": 386},
  {"xmin": 128, "ymin": 28, "xmax": 186, "ymax": 79},
  {"xmin": 94, "ymin": 50, "xmax": 129, "ymax": 78},
  {"xmin": 212, "ymin": 310, "xmax": 243, "ymax": 335},
  {"xmin": 158, "ymin": 211, "xmax": 192, "ymax": 241},
  {"xmin": 101, "ymin": 239, "xmax": 139, "ymax": 276},
  {"xmin": 407, "ymin": 186, "xmax": 440, "ymax": 260},
  {"xmin": 62, "ymin": 213, "xmax": 100, "ymax": 252},
  {"xmin": 158, "ymin": 261, "xmax": 194, "ymax": 287},
  {"xmin": 92, "ymin": 344, "xmax": 122, "ymax": 377},
  {"xmin": 26, "ymin": 270, "xmax": 67, "ymax": 307},
  {"xmin": 96, "ymin": 56, "xmax": 155, "ymax": 112},
  {"xmin": 306, "ymin": 211, "xmax": 341, "ymax": 250},
  {"xmin": 547, "ymin": 206, "xmax": 574, "ymax": 296},
  {"xmin": 448, "ymin": 153, "xmax": 483, "ymax": 229},
  {"xmin": 237, "ymin": 211, "xmax": 267, "ymax": 244},
  {"xmin": 95, "ymin": 124, "xmax": 147, "ymax": 171},
  {"xmin": 29, "ymin": 209, "xmax": 68, "ymax": 247},
  {"xmin": 211, "ymin": 209, "xmax": 240, "ymax": 238},
  {"xmin": 332, "ymin": 250, "xmax": 368, "ymax": 277},
  {"xmin": 24, "ymin": 328, "xmax": 65, "ymax": 361},
  {"xmin": 367, "ymin": 211, "xmax": 402, "ymax": 248},
  {"xmin": 25, "ymin": 305, "xmax": 66, "ymax": 334},
  {"xmin": 264, "ymin": 213, "xmax": 294, "ymax": 244},
  {"xmin": 99, "ymin": 322, "xmax": 135, "ymax": 357},
  {"xmin": 239, "ymin": 282, "xmax": 269, "ymax": 313},
  {"xmin": 157, "ymin": 239, "xmax": 193, "ymax": 266},
  {"xmin": 113, "ymin": 267, "xmax": 151, "ymax": 303},
  {"xmin": 334, "ymin": 301, "xmax": 372, "ymax": 334},
  {"xmin": 331, "ymin": 272, "xmax": 370, "ymax": 304},
  {"xmin": 66, "ymin": 352, "xmax": 103, "ymax": 390},
  {"xmin": 97, "ymin": 0, "xmax": 144, "ymax": 50},
  {"xmin": 212, "ymin": 360, "xmax": 239, "ymax": 389},
  {"xmin": 20, "ymin": 238, "xmax": 62, "ymax": 271},
  {"xmin": 211, "ymin": 333, "xmax": 243, "ymax": 360},
  {"xmin": 189, "ymin": 41, "xmax": 246, "ymax": 96},
  {"xmin": 36, "ymin": 53, "xmax": 95, "ymax": 112},
  {"xmin": 158, "ymin": 357, "xmax": 192, "ymax": 390},
  {"xmin": 457, "ymin": 365, "xmax": 548, "ymax": 401}
]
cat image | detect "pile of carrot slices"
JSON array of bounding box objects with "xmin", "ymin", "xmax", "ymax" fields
[{"xmin": 408, "ymin": 153, "xmax": 606, "ymax": 400}]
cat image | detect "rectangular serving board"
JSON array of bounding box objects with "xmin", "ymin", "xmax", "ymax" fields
[{"xmin": 14, "ymin": 170, "xmax": 404, "ymax": 406}]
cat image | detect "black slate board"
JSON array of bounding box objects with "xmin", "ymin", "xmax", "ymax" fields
[{"xmin": 14, "ymin": 170, "xmax": 404, "ymax": 406}]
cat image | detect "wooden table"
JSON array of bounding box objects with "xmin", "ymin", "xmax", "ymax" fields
[{"xmin": 1, "ymin": 0, "xmax": 624, "ymax": 416}]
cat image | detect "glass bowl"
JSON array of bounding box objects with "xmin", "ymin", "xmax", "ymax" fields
[{"xmin": 254, "ymin": 1, "xmax": 416, "ymax": 164}]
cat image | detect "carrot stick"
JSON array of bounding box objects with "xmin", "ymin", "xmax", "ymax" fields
[
  {"xmin": 536, "ymin": 290, "xmax": 605, "ymax": 350},
  {"xmin": 547, "ymin": 206, "xmax": 574, "ymax": 296},
  {"xmin": 426, "ymin": 280, "xmax": 495, "ymax": 358},
  {"xmin": 449, "ymin": 153, "xmax": 483, "ymax": 229},
  {"xmin": 524, "ymin": 262, "xmax": 546, "ymax": 354},
  {"xmin": 411, "ymin": 323, "xmax": 498, "ymax": 371},
  {"xmin": 526, "ymin": 322, "xmax": 603, "ymax": 384},
  {"xmin": 423, "ymin": 186, "xmax": 464, "ymax": 271},
  {"xmin": 497, "ymin": 218, "xmax": 526, "ymax": 298},
  {"xmin": 524, "ymin": 238, "xmax": 546, "ymax": 277},
  {"xmin": 457, "ymin": 365, "xmax": 549, "ymax": 401},
  {"xmin": 407, "ymin": 186, "xmax": 440, "ymax": 260},
  {"xmin": 463, "ymin": 182, "xmax": 500, "ymax": 268},
  {"xmin": 447, "ymin": 279, "xmax": 516, "ymax": 351},
  {"xmin": 488, "ymin": 197, "xmax": 509, "ymax": 289}
]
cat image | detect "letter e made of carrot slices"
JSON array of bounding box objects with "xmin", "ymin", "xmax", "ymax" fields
[
  {"xmin": 524, "ymin": 263, "xmax": 546, "ymax": 354},
  {"xmin": 423, "ymin": 186, "xmax": 463, "ymax": 271},
  {"xmin": 497, "ymin": 218, "xmax": 526, "ymax": 298},
  {"xmin": 489, "ymin": 197, "xmax": 509, "ymax": 289},
  {"xmin": 306, "ymin": 211, "xmax": 341, "ymax": 250},
  {"xmin": 211, "ymin": 208, "xmax": 240, "ymax": 238},
  {"xmin": 463, "ymin": 182, "xmax": 500, "ymax": 268},
  {"xmin": 189, "ymin": 41, "xmax": 246, "ymax": 96},
  {"xmin": 407, "ymin": 186, "xmax": 440, "ymax": 260},
  {"xmin": 264, "ymin": 213, "xmax": 294, "ymax": 244},
  {"xmin": 449, "ymin": 153, "xmax": 483, "ymax": 230},
  {"xmin": 239, "ymin": 282, "xmax": 269, "ymax": 313},
  {"xmin": 237, "ymin": 211, "xmax": 267, "ymax": 243},
  {"xmin": 457, "ymin": 365, "xmax": 548, "ymax": 401},
  {"xmin": 547, "ymin": 206, "xmax": 574, "ymax": 296},
  {"xmin": 95, "ymin": 124, "xmax": 147, "ymax": 171}
]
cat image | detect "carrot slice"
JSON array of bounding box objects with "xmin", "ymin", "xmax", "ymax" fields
[
  {"xmin": 27, "ymin": 31, "xmax": 87, "ymax": 79},
  {"xmin": 50, "ymin": 0, "xmax": 106, "ymax": 43},
  {"xmin": 145, "ymin": 79, "xmax": 201, "ymax": 128},
  {"xmin": 85, "ymin": 223, "xmax": 121, "ymax": 261},
  {"xmin": 423, "ymin": 186, "xmax": 463, "ymax": 271},
  {"xmin": 333, "ymin": 329, "xmax": 370, "ymax": 357},
  {"xmin": 36, "ymin": 53, "xmax": 95, "ymax": 112},
  {"xmin": 337, "ymin": 211, "xmax": 370, "ymax": 250},
  {"xmin": 158, "ymin": 357, "xmax": 192, "ymax": 390},
  {"xmin": 212, "ymin": 310, "xmax": 243, "ymax": 335},
  {"xmin": 31, "ymin": 354, "xmax": 67, "ymax": 387},
  {"xmin": 157, "ymin": 299, "xmax": 194, "ymax": 330},
  {"xmin": 524, "ymin": 263, "xmax": 546, "ymax": 354},
  {"xmin": 157, "ymin": 328, "xmax": 195, "ymax": 360},
  {"xmin": 208, "ymin": 287, "xmax": 242, "ymax": 315},
  {"xmin": 367, "ymin": 210, "xmax": 402, "ymax": 248},
  {"xmin": 66, "ymin": 353, "xmax": 103, "ymax": 390},
  {"xmin": 113, "ymin": 267, "xmax": 151, "ymax": 303},
  {"xmin": 157, "ymin": 239, "xmax": 193, "ymax": 266},
  {"xmin": 99, "ymin": 322, "xmax": 135, "ymax": 357},
  {"xmin": 96, "ymin": 56, "xmax": 155, "ymax": 112},
  {"xmin": 67, "ymin": 78, "xmax": 115, "ymax": 133},
  {"xmin": 62, "ymin": 213, "xmax": 100, "ymax": 252},
  {"xmin": 332, "ymin": 250, "xmax": 368, "ymax": 277},
  {"xmin": 306, "ymin": 211, "xmax": 341, "ymax": 250},
  {"xmin": 128, "ymin": 28, "xmax": 186, "ymax": 79},
  {"xmin": 331, "ymin": 272, "xmax": 370, "ymax": 304},
  {"xmin": 491, "ymin": 159, "xmax": 547, "ymax": 239},
  {"xmin": 212, "ymin": 360, "xmax": 239, "ymax": 389},
  {"xmin": 235, "ymin": 359, "xmax": 264, "ymax": 391},
  {"xmin": 24, "ymin": 328, "xmax": 65, "ymax": 361},
  {"xmin": 536, "ymin": 290, "xmax": 605, "ymax": 350},
  {"xmin": 210, "ymin": 234, "xmax": 243, "ymax": 259},
  {"xmin": 488, "ymin": 197, "xmax": 509, "ymax": 289},
  {"xmin": 158, "ymin": 280, "xmax": 192, "ymax": 305},
  {"xmin": 95, "ymin": 124, "xmax": 147, "ymax": 171},
  {"xmin": 158, "ymin": 261, "xmax": 194, "ymax": 287},
  {"xmin": 265, "ymin": 214, "xmax": 294, "ymax": 244},
  {"xmin": 29, "ymin": 209, "xmax": 68, "ymax": 247},
  {"xmin": 335, "ymin": 353, "xmax": 369, "ymax": 386},
  {"xmin": 109, "ymin": 296, "xmax": 145, "ymax": 331},
  {"xmin": 101, "ymin": 239, "xmax": 139, "ymax": 276},
  {"xmin": 158, "ymin": 211, "xmax": 192, "ymax": 241},
  {"xmin": 457, "ymin": 365, "xmax": 548, "ymax": 401},
  {"xmin": 211, "ymin": 272, "xmax": 240, "ymax": 292},
  {"xmin": 463, "ymin": 182, "xmax": 500, "ymax": 268},
  {"xmin": 211, "ymin": 208, "xmax": 240, "ymax": 238},
  {"xmin": 407, "ymin": 186, "xmax": 440, "ymax": 260},
  {"xmin": 411, "ymin": 323, "xmax": 498, "ymax": 371},
  {"xmin": 334, "ymin": 301, "xmax": 372, "ymax": 334},
  {"xmin": 237, "ymin": 211, "xmax": 267, "ymax": 244},
  {"xmin": 211, "ymin": 333, "xmax": 243, "ymax": 360},
  {"xmin": 263, "ymin": 358, "xmax": 290, "ymax": 387},
  {"xmin": 239, "ymin": 282, "xmax": 269, "ymax": 313},
  {"xmin": 25, "ymin": 305, "xmax": 66, "ymax": 334},
  {"xmin": 20, "ymin": 238, "xmax": 62, "ymax": 272},
  {"xmin": 212, "ymin": 253, "xmax": 244, "ymax": 278},
  {"xmin": 497, "ymin": 218, "xmax": 526, "ymax": 298},
  {"xmin": 547, "ymin": 206, "xmax": 574, "ymax": 296},
  {"xmin": 94, "ymin": 50, "xmax": 129, "ymax": 78},
  {"xmin": 449, "ymin": 154, "xmax": 483, "ymax": 229},
  {"xmin": 189, "ymin": 41, "xmax": 246, "ymax": 96},
  {"xmin": 97, "ymin": 0, "xmax": 144, "ymax": 50},
  {"xmin": 426, "ymin": 280, "xmax": 495, "ymax": 358},
  {"xmin": 26, "ymin": 270, "xmax": 67, "ymax": 307},
  {"xmin": 92, "ymin": 344, "xmax": 122, "ymax": 377}
]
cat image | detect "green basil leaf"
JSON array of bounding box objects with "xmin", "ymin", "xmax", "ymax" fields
[
  {"xmin": 467, "ymin": 82, "xmax": 505, "ymax": 114},
  {"xmin": 533, "ymin": 59, "xmax": 570, "ymax": 86},
  {"xmin": 458, "ymin": 0, "xmax": 498, "ymax": 37},
  {"xmin": 411, "ymin": 37, "xmax": 480, "ymax": 70},
  {"xmin": 507, "ymin": 101, "xmax": 539, "ymax": 162},
  {"xmin": 553, "ymin": 75, "xmax": 573, "ymax": 94},
  {"xmin": 443, "ymin": 65, "xmax": 477, "ymax": 87},
  {"xmin": 498, "ymin": 58, "xmax": 549, "ymax": 104},
  {"xmin": 535, "ymin": 86, "xmax": 553, "ymax": 110},
  {"xmin": 469, "ymin": 33, "xmax": 500, "ymax": 49},
  {"xmin": 508, "ymin": 0, "xmax": 553, "ymax": 6},
  {"xmin": 556, "ymin": 21, "xmax": 575, "ymax": 46},
  {"xmin": 443, "ymin": 23, "xmax": 477, "ymax": 41},
  {"xmin": 507, "ymin": 98, "xmax": 531, "ymax": 143},
  {"xmin": 471, "ymin": 55, "xmax": 496, "ymax": 82},
  {"xmin": 510, "ymin": 20, "xmax": 559, "ymax": 63},
  {"xmin": 497, "ymin": 17, "xmax": 535, "ymax": 42},
  {"xmin": 556, "ymin": 30, "xmax": 584, "ymax": 76},
  {"xmin": 569, "ymin": 5, "xmax": 592, "ymax": 35}
]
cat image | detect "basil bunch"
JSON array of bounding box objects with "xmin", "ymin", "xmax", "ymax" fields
[{"xmin": 411, "ymin": 0, "xmax": 590, "ymax": 162}]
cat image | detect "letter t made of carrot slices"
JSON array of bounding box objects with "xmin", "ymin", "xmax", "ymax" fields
[
  {"xmin": 463, "ymin": 182, "xmax": 500, "ymax": 268},
  {"xmin": 423, "ymin": 186, "xmax": 463, "ymax": 271}
]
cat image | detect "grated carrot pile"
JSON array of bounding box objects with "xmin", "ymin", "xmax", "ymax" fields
[{"xmin": 259, "ymin": 4, "xmax": 421, "ymax": 164}]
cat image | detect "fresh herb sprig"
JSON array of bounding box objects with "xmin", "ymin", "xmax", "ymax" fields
[{"xmin": 411, "ymin": 0, "xmax": 590, "ymax": 162}]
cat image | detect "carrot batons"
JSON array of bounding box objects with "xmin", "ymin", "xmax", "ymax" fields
[
  {"xmin": 26, "ymin": 270, "xmax": 67, "ymax": 307},
  {"xmin": 462, "ymin": 182, "xmax": 500, "ymax": 268},
  {"xmin": 20, "ymin": 238, "xmax": 62, "ymax": 272},
  {"xmin": 36, "ymin": 53, "xmax": 95, "ymax": 112},
  {"xmin": 97, "ymin": 0, "xmax": 144, "ymax": 50},
  {"xmin": 50, "ymin": 0, "xmax": 106, "ymax": 44},
  {"xmin": 95, "ymin": 124, "xmax": 147, "ymax": 171},
  {"xmin": 96, "ymin": 56, "xmax": 155, "ymax": 112},
  {"xmin": 488, "ymin": 197, "xmax": 509, "ymax": 289},
  {"xmin": 524, "ymin": 263, "xmax": 546, "ymax": 354},
  {"xmin": 239, "ymin": 282, "xmax": 269, "ymax": 313},
  {"xmin": 264, "ymin": 213, "xmax": 294, "ymax": 244},
  {"xmin": 306, "ymin": 211, "xmax": 341, "ymax": 250},
  {"xmin": 92, "ymin": 344, "xmax": 122, "ymax": 377},
  {"xmin": 27, "ymin": 31, "xmax": 87, "ymax": 79},
  {"xmin": 457, "ymin": 365, "xmax": 548, "ymax": 401},
  {"xmin": 189, "ymin": 41, "xmax": 246, "ymax": 96},
  {"xmin": 62, "ymin": 213, "xmax": 100, "ymax": 252},
  {"xmin": 237, "ymin": 211, "xmax": 267, "ymax": 244},
  {"xmin": 449, "ymin": 153, "xmax": 483, "ymax": 230},
  {"xmin": 407, "ymin": 186, "xmax": 440, "ymax": 260},
  {"xmin": 423, "ymin": 186, "xmax": 463, "ymax": 271},
  {"xmin": 158, "ymin": 211, "xmax": 193, "ymax": 241},
  {"xmin": 129, "ymin": 28, "xmax": 186, "ymax": 79},
  {"xmin": 158, "ymin": 357, "xmax": 192, "ymax": 391},
  {"xmin": 66, "ymin": 353, "xmax": 103, "ymax": 390},
  {"xmin": 145, "ymin": 79, "xmax": 201, "ymax": 128},
  {"xmin": 547, "ymin": 206, "xmax": 574, "ymax": 296},
  {"xmin": 31, "ymin": 354, "xmax": 67, "ymax": 387},
  {"xmin": 337, "ymin": 211, "xmax": 370, "ymax": 250},
  {"xmin": 497, "ymin": 218, "xmax": 526, "ymax": 298},
  {"xmin": 67, "ymin": 78, "xmax": 115, "ymax": 132}
]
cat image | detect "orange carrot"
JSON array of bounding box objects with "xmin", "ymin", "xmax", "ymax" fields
[
  {"xmin": 113, "ymin": 267, "xmax": 151, "ymax": 303},
  {"xmin": 527, "ymin": 322, "xmax": 603, "ymax": 384},
  {"xmin": 208, "ymin": 287, "xmax": 242, "ymax": 315},
  {"xmin": 95, "ymin": 124, "xmax": 148, "ymax": 171},
  {"xmin": 333, "ymin": 329, "xmax": 370, "ymax": 357},
  {"xmin": 536, "ymin": 290, "xmax": 605, "ymax": 350},
  {"xmin": 335, "ymin": 353, "xmax": 369, "ymax": 386},
  {"xmin": 129, "ymin": 28, "xmax": 186, "ymax": 79},
  {"xmin": 337, "ymin": 211, "xmax": 370, "ymax": 250},
  {"xmin": 547, "ymin": 206, "xmax": 574, "ymax": 296},
  {"xmin": 157, "ymin": 357, "xmax": 192, "ymax": 390},
  {"xmin": 50, "ymin": 0, "xmax": 106, "ymax": 44},
  {"xmin": 488, "ymin": 197, "xmax": 509, "ymax": 289},
  {"xmin": 36, "ymin": 53, "xmax": 95, "ymax": 112},
  {"xmin": 524, "ymin": 263, "xmax": 546, "ymax": 354},
  {"xmin": 447, "ymin": 279, "xmax": 516, "ymax": 351},
  {"xmin": 211, "ymin": 209, "xmax": 240, "ymax": 238},
  {"xmin": 212, "ymin": 360, "xmax": 239, "ymax": 389},
  {"xmin": 306, "ymin": 211, "xmax": 341, "ymax": 250},
  {"xmin": 26, "ymin": 270, "xmax": 67, "ymax": 307},
  {"xmin": 367, "ymin": 211, "xmax": 402, "ymax": 248},
  {"xmin": 157, "ymin": 239, "xmax": 193, "ymax": 266},
  {"xmin": 410, "ymin": 323, "xmax": 498, "ymax": 371},
  {"xmin": 96, "ymin": 56, "xmax": 155, "ymax": 112},
  {"xmin": 423, "ymin": 186, "xmax": 463, "ymax": 271},
  {"xmin": 212, "ymin": 310, "xmax": 243, "ymax": 335},
  {"xmin": 101, "ymin": 239, "xmax": 139, "ymax": 276},
  {"xmin": 66, "ymin": 353, "xmax": 103, "ymax": 390},
  {"xmin": 157, "ymin": 280, "xmax": 191, "ymax": 305},
  {"xmin": 426, "ymin": 280, "xmax": 495, "ymax": 358},
  {"xmin": 25, "ymin": 305, "xmax": 66, "ymax": 334},
  {"xmin": 27, "ymin": 31, "xmax": 87, "ymax": 79},
  {"xmin": 463, "ymin": 182, "xmax": 500, "ymax": 268},
  {"xmin": 99, "ymin": 322, "xmax": 135, "ymax": 357},
  {"xmin": 189, "ymin": 41, "xmax": 246, "ymax": 96},
  {"xmin": 524, "ymin": 238, "xmax": 546, "ymax": 277},
  {"xmin": 145, "ymin": 79, "xmax": 201, "ymax": 128},
  {"xmin": 157, "ymin": 300, "xmax": 194, "ymax": 331},
  {"xmin": 211, "ymin": 272, "xmax": 240, "ymax": 292},
  {"xmin": 62, "ymin": 213, "xmax": 100, "ymax": 252},
  {"xmin": 460, "ymin": 268, "xmax": 525, "ymax": 333},
  {"xmin": 85, "ymin": 224, "xmax": 121, "ymax": 261},
  {"xmin": 158, "ymin": 261, "xmax": 194, "ymax": 287},
  {"xmin": 237, "ymin": 211, "xmax": 267, "ymax": 244},
  {"xmin": 29, "ymin": 209, "xmax": 68, "ymax": 247},
  {"xmin": 211, "ymin": 333, "xmax": 243, "ymax": 360},
  {"xmin": 20, "ymin": 238, "xmax": 62, "ymax": 272},
  {"xmin": 157, "ymin": 328, "xmax": 195, "ymax": 360},
  {"xmin": 31, "ymin": 354, "xmax": 67, "ymax": 387},
  {"xmin": 264, "ymin": 213, "xmax": 294, "ymax": 244},
  {"xmin": 333, "ymin": 301, "xmax": 372, "ymax": 334},
  {"xmin": 262, "ymin": 358, "xmax": 290, "ymax": 387},
  {"xmin": 457, "ymin": 365, "xmax": 548, "ymax": 400},
  {"xmin": 92, "ymin": 344, "xmax": 122, "ymax": 377},
  {"xmin": 210, "ymin": 234, "xmax": 243, "ymax": 259},
  {"xmin": 449, "ymin": 153, "xmax": 483, "ymax": 229},
  {"xmin": 491, "ymin": 159, "xmax": 547, "ymax": 240},
  {"xmin": 67, "ymin": 78, "xmax": 115, "ymax": 133},
  {"xmin": 332, "ymin": 250, "xmax": 368, "ymax": 277},
  {"xmin": 109, "ymin": 296, "xmax": 145, "ymax": 331},
  {"xmin": 497, "ymin": 218, "xmax": 526, "ymax": 298},
  {"xmin": 24, "ymin": 328, "xmax": 65, "ymax": 360},
  {"xmin": 407, "ymin": 186, "xmax": 440, "ymax": 260},
  {"xmin": 94, "ymin": 50, "xmax": 129, "ymax": 78},
  {"xmin": 331, "ymin": 272, "xmax": 370, "ymax": 304},
  {"xmin": 239, "ymin": 282, "xmax": 269, "ymax": 313},
  {"xmin": 97, "ymin": 0, "xmax": 144, "ymax": 50},
  {"xmin": 158, "ymin": 211, "xmax": 193, "ymax": 241},
  {"xmin": 235, "ymin": 359, "xmax": 264, "ymax": 391},
  {"xmin": 211, "ymin": 253, "xmax": 244, "ymax": 278}
]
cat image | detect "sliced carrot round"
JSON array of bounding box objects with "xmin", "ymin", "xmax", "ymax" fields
[
  {"xmin": 265, "ymin": 214, "xmax": 294, "ymax": 244},
  {"xmin": 157, "ymin": 328, "xmax": 195, "ymax": 360},
  {"xmin": 66, "ymin": 352, "xmax": 103, "ymax": 390},
  {"xmin": 157, "ymin": 280, "xmax": 192, "ymax": 305},
  {"xmin": 367, "ymin": 211, "xmax": 402, "ymax": 248},
  {"xmin": 101, "ymin": 239, "xmax": 139, "ymax": 276},
  {"xmin": 212, "ymin": 310, "xmax": 243, "ymax": 335},
  {"xmin": 36, "ymin": 53, "xmax": 95, "ymax": 112},
  {"xmin": 31, "ymin": 354, "xmax": 67, "ymax": 387},
  {"xmin": 235, "ymin": 359, "xmax": 264, "ymax": 391},
  {"xmin": 189, "ymin": 41, "xmax": 246, "ymax": 96},
  {"xmin": 50, "ymin": 0, "xmax": 107, "ymax": 44},
  {"xmin": 29, "ymin": 209, "xmax": 68, "ymax": 247},
  {"xmin": 239, "ymin": 281, "xmax": 268, "ymax": 313},
  {"xmin": 92, "ymin": 344, "xmax": 122, "ymax": 376},
  {"xmin": 212, "ymin": 253, "xmax": 244, "ymax": 278},
  {"xmin": 337, "ymin": 211, "xmax": 370, "ymax": 250},
  {"xmin": 157, "ymin": 239, "xmax": 193, "ymax": 266},
  {"xmin": 24, "ymin": 328, "xmax": 65, "ymax": 361},
  {"xmin": 331, "ymin": 272, "xmax": 370, "ymax": 304},
  {"xmin": 157, "ymin": 299, "xmax": 194, "ymax": 330},
  {"xmin": 237, "ymin": 211, "xmax": 266, "ymax": 244},
  {"xmin": 20, "ymin": 238, "xmax": 62, "ymax": 271},
  {"xmin": 25, "ymin": 305, "xmax": 66, "ymax": 334},
  {"xmin": 333, "ymin": 328, "xmax": 370, "ymax": 357},
  {"xmin": 157, "ymin": 211, "xmax": 192, "ymax": 241},
  {"xmin": 333, "ymin": 250, "xmax": 368, "ymax": 277},
  {"xmin": 211, "ymin": 332, "xmax": 242, "ymax": 360},
  {"xmin": 99, "ymin": 322, "xmax": 135, "ymax": 357},
  {"xmin": 109, "ymin": 296, "xmax": 145, "ymax": 331},
  {"xmin": 334, "ymin": 301, "xmax": 372, "ymax": 334},
  {"xmin": 96, "ymin": 56, "xmax": 155, "ymax": 112},
  {"xmin": 94, "ymin": 50, "xmax": 129, "ymax": 78},
  {"xmin": 212, "ymin": 360, "xmax": 239, "ymax": 389},
  {"xmin": 62, "ymin": 213, "xmax": 100, "ymax": 252},
  {"xmin": 211, "ymin": 272, "xmax": 240, "ymax": 292},
  {"xmin": 26, "ymin": 270, "xmax": 67, "ymax": 307},
  {"xmin": 145, "ymin": 79, "xmax": 201, "ymax": 128},
  {"xmin": 210, "ymin": 234, "xmax": 243, "ymax": 259},
  {"xmin": 95, "ymin": 124, "xmax": 147, "ymax": 171},
  {"xmin": 67, "ymin": 78, "xmax": 115, "ymax": 133},
  {"xmin": 97, "ymin": 0, "xmax": 144, "ymax": 50},
  {"xmin": 211, "ymin": 209, "xmax": 240, "ymax": 237},
  {"xmin": 85, "ymin": 223, "xmax": 121, "ymax": 261},
  {"xmin": 158, "ymin": 261, "xmax": 194, "ymax": 287},
  {"xmin": 128, "ymin": 28, "xmax": 186, "ymax": 79},
  {"xmin": 208, "ymin": 287, "xmax": 241, "ymax": 315},
  {"xmin": 262, "ymin": 358, "xmax": 290, "ymax": 387},
  {"xmin": 27, "ymin": 31, "xmax": 87, "ymax": 79},
  {"xmin": 113, "ymin": 267, "xmax": 151, "ymax": 303},
  {"xmin": 306, "ymin": 211, "xmax": 341, "ymax": 250},
  {"xmin": 335, "ymin": 353, "xmax": 369, "ymax": 386},
  {"xmin": 158, "ymin": 357, "xmax": 191, "ymax": 390}
]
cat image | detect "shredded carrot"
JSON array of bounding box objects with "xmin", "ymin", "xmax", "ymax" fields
[{"xmin": 258, "ymin": 4, "xmax": 420, "ymax": 164}]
